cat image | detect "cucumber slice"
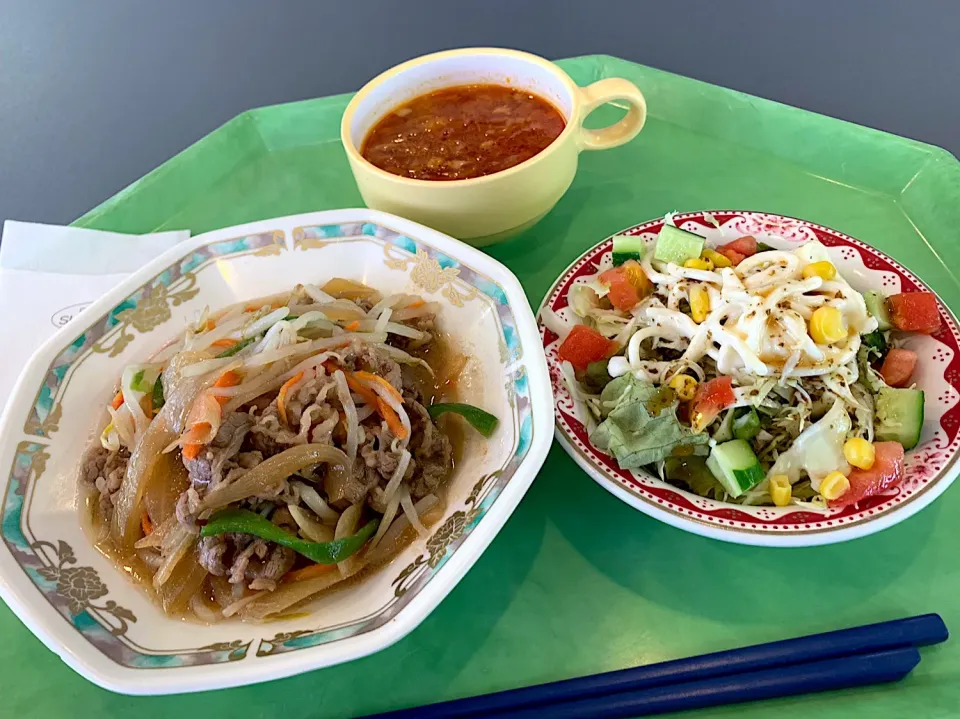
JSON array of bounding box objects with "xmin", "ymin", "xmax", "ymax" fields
[
  {"xmin": 732, "ymin": 407, "xmax": 761, "ymax": 440},
  {"xmin": 875, "ymin": 387, "xmax": 924, "ymax": 449},
  {"xmin": 864, "ymin": 291, "xmax": 893, "ymax": 331},
  {"xmin": 612, "ymin": 234, "xmax": 645, "ymax": 266},
  {"xmin": 712, "ymin": 408, "xmax": 736, "ymax": 442},
  {"xmin": 653, "ymin": 225, "xmax": 705, "ymax": 266},
  {"xmin": 706, "ymin": 439, "xmax": 765, "ymax": 498}
]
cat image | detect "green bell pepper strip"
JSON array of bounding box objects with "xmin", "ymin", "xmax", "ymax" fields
[
  {"xmin": 200, "ymin": 508, "xmax": 379, "ymax": 564},
  {"xmin": 215, "ymin": 336, "xmax": 257, "ymax": 358},
  {"xmin": 152, "ymin": 376, "xmax": 165, "ymax": 410},
  {"xmin": 427, "ymin": 402, "xmax": 499, "ymax": 438}
]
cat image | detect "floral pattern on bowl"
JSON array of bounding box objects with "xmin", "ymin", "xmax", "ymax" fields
[
  {"xmin": 540, "ymin": 211, "xmax": 960, "ymax": 547},
  {"xmin": 0, "ymin": 209, "xmax": 553, "ymax": 694}
]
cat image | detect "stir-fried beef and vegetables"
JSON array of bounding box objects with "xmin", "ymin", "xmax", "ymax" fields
[
  {"xmin": 81, "ymin": 279, "xmax": 497, "ymax": 622},
  {"xmin": 545, "ymin": 218, "xmax": 938, "ymax": 509}
]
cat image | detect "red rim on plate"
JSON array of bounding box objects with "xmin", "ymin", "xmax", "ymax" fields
[{"xmin": 539, "ymin": 211, "xmax": 960, "ymax": 546}]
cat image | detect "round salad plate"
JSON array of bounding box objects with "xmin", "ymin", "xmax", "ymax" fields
[
  {"xmin": 539, "ymin": 210, "xmax": 960, "ymax": 547},
  {"xmin": 0, "ymin": 208, "xmax": 553, "ymax": 694}
]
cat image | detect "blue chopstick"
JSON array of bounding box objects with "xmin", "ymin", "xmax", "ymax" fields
[
  {"xmin": 366, "ymin": 614, "xmax": 945, "ymax": 719},
  {"xmin": 497, "ymin": 646, "xmax": 920, "ymax": 719}
]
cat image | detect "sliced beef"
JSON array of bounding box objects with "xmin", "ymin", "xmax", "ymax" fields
[
  {"xmin": 198, "ymin": 529, "xmax": 295, "ymax": 591},
  {"xmin": 360, "ymin": 423, "xmax": 414, "ymax": 480},
  {"xmin": 183, "ymin": 412, "xmax": 252, "ymax": 490},
  {"xmin": 283, "ymin": 375, "xmax": 336, "ymax": 431},
  {"xmin": 81, "ymin": 445, "xmax": 130, "ymax": 518},
  {"xmin": 198, "ymin": 534, "xmax": 229, "ymax": 576},
  {"xmin": 344, "ymin": 341, "xmax": 403, "ymax": 392},
  {"xmin": 388, "ymin": 313, "xmax": 436, "ymax": 352},
  {"xmin": 407, "ymin": 400, "xmax": 453, "ymax": 498}
]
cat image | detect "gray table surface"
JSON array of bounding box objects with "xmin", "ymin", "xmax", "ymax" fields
[{"xmin": 1, "ymin": 0, "xmax": 957, "ymax": 228}]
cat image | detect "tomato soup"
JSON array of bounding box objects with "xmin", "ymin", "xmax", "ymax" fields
[{"xmin": 360, "ymin": 84, "xmax": 566, "ymax": 181}]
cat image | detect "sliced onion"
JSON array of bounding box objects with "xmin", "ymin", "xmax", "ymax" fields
[
  {"xmin": 290, "ymin": 301, "xmax": 365, "ymax": 322},
  {"xmin": 289, "ymin": 505, "xmax": 336, "ymax": 543},
  {"xmin": 399, "ymin": 485, "xmax": 427, "ymax": 537},
  {"xmin": 199, "ymin": 444, "xmax": 350, "ymax": 511},
  {"xmin": 179, "ymin": 356, "xmax": 235, "ymax": 378},
  {"xmin": 292, "ymin": 481, "xmax": 341, "ymax": 524},
  {"xmin": 322, "ymin": 277, "xmax": 379, "ymax": 301},
  {"xmin": 374, "ymin": 343, "xmax": 435, "ymax": 375},
  {"xmin": 152, "ymin": 528, "xmax": 194, "ymax": 588},
  {"xmin": 367, "ymin": 494, "xmax": 439, "ymax": 565},
  {"xmin": 112, "ymin": 352, "xmax": 210, "ymax": 548},
  {"xmin": 374, "ymin": 307, "xmax": 393, "ymax": 334},
  {"xmin": 290, "ymin": 311, "xmax": 335, "ymax": 333},
  {"xmin": 334, "ymin": 503, "xmax": 363, "ymax": 575},
  {"xmin": 302, "ymin": 284, "xmax": 337, "ymax": 304},
  {"xmin": 391, "ymin": 302, "xmax": 440, "ymax": 321},
  {"xmin": 381, "ymin": 449, "xmax": 412, "ymax": 505},
  {"xmin": 240, "ymin": 565, "xmax": 355, "ymax": 620},
  {"xmin": 368, "ymin": 492, "xmax": 401, "ymax": 553},
  {"xmin": 190, "ymin": 592, "xmax": 221, "ymax": 623}
]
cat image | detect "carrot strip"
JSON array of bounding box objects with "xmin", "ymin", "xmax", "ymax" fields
[
  {"xmin": 344, "ymin": 372, "xmax": 380, "ymax": 407},
  {"xmin": 141, "ymin": 512, "xmax": 154, "ymax": 536},
  {"xmin": 344, "ymin": 320, "xmax": 361, "ymax": 332},
  {"xmin": 354, "ymin": 370, "xmax": 403, "ymax": 404},
  {"xmin": 277, "ymin": 370, "xmax": 305, "ymax": 426},
  {"xmin": 204, "ymin": 319, "xmax": 216, "ymax": 331},
  {"xmin": 111, "ymin": 391, "xmax": 124, "ymax": 410},
  {"xmin": 377, "ymin": 397, "xmax": 409, "ymax": 440},
  {"xmin": 215, "ymin": 369, "xmax": 243, "ymax": 388},
  {"xmin": 212, "ymin": 369, "xmax": 243, "ymax": 408},
  {"xmin": 285, "ymin": 563, "xmax": 336, "ymax": 583},
  {"xmin": 210, "ymin": 338, "xmax": 238, "ymax": 349},
  {"xmin": 407, "ymin": 300, "xmax": 425, "ymax": 308},
  {"xmin": 182, "ymin": 443, "xmax": 203, "ymax": 460}
]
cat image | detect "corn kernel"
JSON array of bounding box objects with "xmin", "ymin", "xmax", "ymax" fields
[
  {"xmin": 819, "ymin": 471, "xmax": 850, "ymax": 501},
  {"xmin": 843, "ymin": 437, "xmax": 875, "ymax": 470},
  {"xmin": 702, "ymin": 248, "xmax": 732, "ymax": 268},
  {"xmin": 668, "ymin": 373, "xmax": 698, "ymax": 401},
  {"xmin": 802, "ymin": 261, "xmax": 837, "ymax": 281},
  {"xmin": 689, "ymin": 285, "xmax": 711, "ymax": 323},
  {"xmin": 684, "ymin": 257, "xmax": 714, "ymax": 271},
  {"xmin": 769, "ymin": 474, "xmax": 792, "ymax": 507},
  {"xmin": 809, "ymin": 306, "xmax": 847, "ymax": 344}
]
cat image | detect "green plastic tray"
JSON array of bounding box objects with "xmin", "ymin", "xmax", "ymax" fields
[{"xmin": 6, "ymin": 54, "xmax": 958, "ymax": 717}]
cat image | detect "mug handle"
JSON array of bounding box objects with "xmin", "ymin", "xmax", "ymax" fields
[{"xmin": 574, "ymin": 78, "xmax": 647, "ymax": 151}]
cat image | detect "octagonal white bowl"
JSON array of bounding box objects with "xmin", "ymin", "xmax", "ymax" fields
[{"xmin": 0, "ymin": 209, "xmax": 553, "ymax": 694}]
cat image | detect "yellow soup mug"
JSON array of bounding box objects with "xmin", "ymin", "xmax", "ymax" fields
[{"xmin": 341, "ymin": 48, "xmax": 647, "ymax": 246}]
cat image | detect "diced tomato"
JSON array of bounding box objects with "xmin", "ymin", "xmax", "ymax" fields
[
  {"xmin": 599, "ymin": 260, "xmax": 651, "ymax": 312},
  {"xmin": 830, "ymin": 442, "xmax": 905, "ymax": 508},
  {"xmin": 879, "ymin": 348, "xmax": 917, "ymax": 388},
  {"xmin": 557, "ymin": 325, "xmax": 617, "ymax": 372},
  {"xmin": 888, "ymin": 292, "xmax": 942, "ymax": 334},
  {"xmin": 718, "ymin": 247, "xmax": 746, "ymax": 266},
  {"xmin": 720, "ymin": 236, "xmax": 758, "ymax": 258},
  {"xmin": 690, "ymin": 376, "xmax": 736, "ymax": 431}
]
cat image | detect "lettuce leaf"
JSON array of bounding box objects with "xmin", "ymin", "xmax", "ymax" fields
[{"xmin": 591, "ymin": 375, "xmax": 708, "ymax": 469}]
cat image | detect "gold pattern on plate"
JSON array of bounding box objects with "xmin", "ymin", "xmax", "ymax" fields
[
  {"xmin": 32, "ymin": 539, "xmax": 137, "ymax": 636},
  {"xmin": 392, "ymin": 471, "xmax": 501, "ymax": 598},
  {"xmin": 92, "ymin": 273, "xmax": 199, "ymax": 357},
  {"xmin": 256, "ymin": 630, "xmax": 314, "ymax": 657},
  {"xmin": 383, "ymin": 245, "xmax": 479, "ymax": 307},
  {"xmin": 24, "ymin": 403, "xmax": 62, "ymax": 437}
]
